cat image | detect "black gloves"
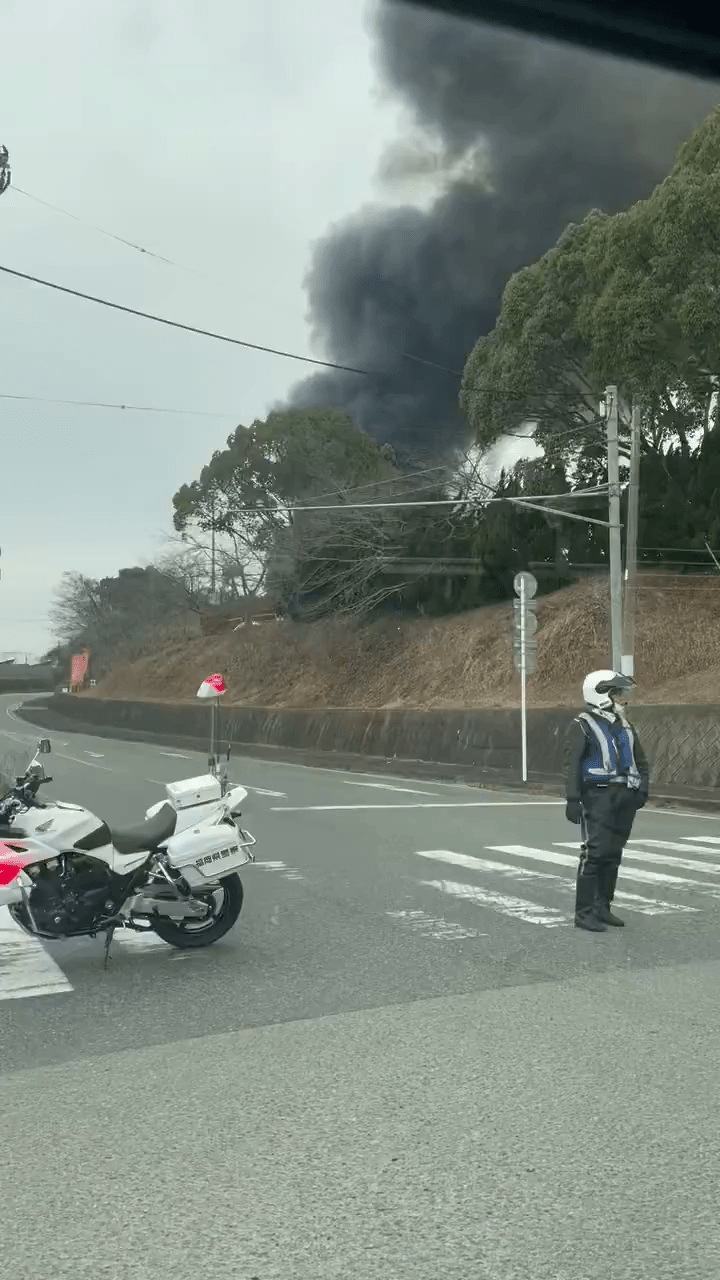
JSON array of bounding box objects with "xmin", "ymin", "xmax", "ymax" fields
[{"xmin": 565, "ymin": 798, "xmax": 582, "ymax": 825}]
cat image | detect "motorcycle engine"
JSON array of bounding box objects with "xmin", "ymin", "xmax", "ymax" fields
[{"xmin": 22, "ymin": 854, "xmax": 116, "ymax": 935}]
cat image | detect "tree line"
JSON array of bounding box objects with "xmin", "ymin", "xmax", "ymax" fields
[{"xmin": 50, "ymin": 108, "xmax": 720, "ymax": 665}]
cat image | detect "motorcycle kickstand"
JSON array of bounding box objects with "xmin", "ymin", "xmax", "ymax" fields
[{"xmin": 103, "ymin": 918, "xmax": 123, "ymax": 969}]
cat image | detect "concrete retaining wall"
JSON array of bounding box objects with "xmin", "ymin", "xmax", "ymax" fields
[
  {"xmin": 22, "ymin": 693, "xmax": 720, "ymax": 804},
  {"xmin": 0, "ymin": 678, "xmax": 55, "ymax": 694}
]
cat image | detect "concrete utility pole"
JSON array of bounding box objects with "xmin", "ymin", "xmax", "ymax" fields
[
  {"xmin": 210, "ymin": 493, "xmax": 217, "ymax": 602},
  {"xmin": 621, "ymin": 401, "xmax": 641, "ymax": 677},
  {"xmin": 605, "ymin": 385, "xmax": 624, "ymax": 670}
]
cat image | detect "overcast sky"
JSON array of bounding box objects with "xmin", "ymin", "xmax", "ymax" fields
[{"xmin": 0, "ymin": 0, "xmax": 430, "ymax": 658}]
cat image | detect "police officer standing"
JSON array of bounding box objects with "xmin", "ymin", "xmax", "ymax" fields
[{"xmin": 563, "ymin": 670, "xmax": 649, "ymax": 932}]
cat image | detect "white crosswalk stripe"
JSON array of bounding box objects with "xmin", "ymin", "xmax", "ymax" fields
[
  {"xmin": 407, "ymin": 833, "xmax": 720, "ymax": 932},
  {"xmin": 555, "ymin": 842, "xmax": 720, "ymax": 876},
  {"xmin": 0, "ymin": 907, "xmax": 73, "ymax": 1000},
  {"xmin": 4, "ymin": 829, "xmax": 719, "ymax": 993},
  {"xmin": 416, "ymin": 850, "xmax": 697, "ymax": 917},
  {"xmin": 386, "ymin": 909, "xmax": 486, "ymax": 940},
  {"xmin": 627, "ymin": 838, "xmax": 720, "ymax": 856},
  {"xmin": 490, "ymin": 845, "xmax": 720, "ymax": 893},
  {"xmin": 419, "ymin": 878, "xmax": 568, "ymax": 927}
]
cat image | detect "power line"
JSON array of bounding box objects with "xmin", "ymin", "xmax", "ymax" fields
[
  {"xmin": 0, "ymin": 263, "xmax": 378, "ymax": 377},
  {"xmin": 6, "ymin": 193, "xmax": 635, "ymax": 404},
  {"xmin": 402, "ymin": 351, "xmax": 463, "ymax": 377},
  {"xmin": 0, "ymin": 392, "xmax": 239, "ymax": 419},
  {"xmin": 11, "ymin": 190, "xmax": 465, "ymax": 378},
  {"xmin": 0, "ymin": 263, "xmax": 612, "ymax": 402},
  {"xmin": 11, "ymin": 187, "xmax": 200, "ymax": 274},
  {"xmin": 0, "ymin": 389, "xmax": 453, "ymax": 437},
  {"xmin": 295, "ymin": 466, "xmax": 448, "ymax": 507},
  {"xmin": 232, "ymin": 485, "xmax": 611, "ymax": 515}
]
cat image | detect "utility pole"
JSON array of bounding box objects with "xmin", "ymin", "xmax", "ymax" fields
[
  {"xmin": 605, "ymin": 385, "xmax": 624, "ymax": 670},
  {"xmin": 621, "ymin": 401, "xmax": 641, "ymax": 677},
  {"xmin": 210, "ymin": 493, "xmax": 217, "ymax": 602}
]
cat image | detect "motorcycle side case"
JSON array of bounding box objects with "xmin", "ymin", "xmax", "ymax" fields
[{"xmin": 164, "ymin": 823, "xmax": 254, "ymax": 880}]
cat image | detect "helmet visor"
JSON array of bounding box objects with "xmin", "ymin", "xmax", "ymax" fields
[{"xmin": 595, "ymin": 674, "xmax": 635, "ymax": 697}]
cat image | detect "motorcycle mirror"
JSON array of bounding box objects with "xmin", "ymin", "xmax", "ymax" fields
[{"xmin": 38, "ymin": 739, "xmax": 51, "ymax": 755}]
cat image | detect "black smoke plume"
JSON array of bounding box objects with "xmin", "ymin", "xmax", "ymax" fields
[{"xmin": 288, "ymin": 1, "xmax": 718, "ymax": 456}]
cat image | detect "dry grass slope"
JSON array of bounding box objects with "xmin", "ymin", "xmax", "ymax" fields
[{"xmin": 89, "ymin": 575, "xmax": 720, "ymax": 709}]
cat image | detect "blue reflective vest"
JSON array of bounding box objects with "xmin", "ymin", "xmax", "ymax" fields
[{"xmin": 577, "ymin": 711, "xmax": 641, "ymax": 789}]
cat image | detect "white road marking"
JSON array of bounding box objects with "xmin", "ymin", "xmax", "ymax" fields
[
  {"xmin": 417, "ymin": 848, "xmax": 560, "ymax": 881},
  {"xmin": 555, "ymin": 842, "xmax": 720, "ymax": 876},
  {"xmin": 160, "ymin": 752, "xmax": 189, "ymax": 759},
  {"xmin": 679, "ymin": 836, "xmax": 720, "ymax": 844},
  {"xmin": 0, "ymin": 907, "xmax": 73, "ymax": 1000},
  {"xmin": 256, "ymin": 860, "xmax": 305, "ymax": 881},
  {"xmin": 610, "ymin": 891, "xmax": 698, "ymax": 915},
  {"xmin": 272, "ymin": 801, "xmax": 565, "ymax": 812},
  {"xmin": 113, "ymin": 929, "xmax": 168, "ymax": 952},
  {"xmin": 491, "ymin": 844, "xmax": 720, "ymax": 893},
  {"xmin": 386, "ymin": 909, "xmax": 486, "ymax": 940},
  {"xmin": 416, "ymin": 850, "xmax": 696, "ymax": 916},
  {"xmin": 248, "ymin": 787, "xmax": 287, "ymax": 798},
  {"xmin": 627, "ymin": 838, "xmax": 720, "ymax": 856},
  {"xmin": 646, "ymin": 808, "xmax": 720, "ymax": 821},
  {"xmin": 422, "ymin": 878, "xmax": 568, "ymax": 927},
  {"xmin": 85, "ymin": 751, "xmax": 105, "ymax": 758},
  {"xmin": 55, "ymin": 751, "xmax": 112, "ymax": 772},
  {"xmin": 345, "ymin": 781, "xmax": 438, "ymax": 796}
]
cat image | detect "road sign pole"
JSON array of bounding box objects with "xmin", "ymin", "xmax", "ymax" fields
[
  {"xmin": 520, "ymin": 577, "xmax": 528, "ymax": 783},
  {"xmin": 513, "ymin": 570, "xmax": 537, "ymax": 785}
]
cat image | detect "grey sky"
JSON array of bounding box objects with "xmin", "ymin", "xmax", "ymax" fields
[{"xmin": 0, "ymin": 0, "xmax": 403, "ymax": 658}]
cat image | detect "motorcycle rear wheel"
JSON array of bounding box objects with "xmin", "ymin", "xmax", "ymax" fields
[{"xmin": 150, "ymin": 874, "xmax": 244, "ymax": 948}]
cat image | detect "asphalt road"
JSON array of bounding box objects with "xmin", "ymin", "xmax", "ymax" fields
[{"xmin": 2, "ymin": 693, "xmax": 720, "ymax": 1279}]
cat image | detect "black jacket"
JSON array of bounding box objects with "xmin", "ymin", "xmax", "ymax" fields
[{"xmin": 563, "ymin": 710, "xmax": 649, "ymax": 803}]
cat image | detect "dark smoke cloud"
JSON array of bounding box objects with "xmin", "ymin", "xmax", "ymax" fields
[{"xmin": 288, "ymin": 1, "xmax": 718, "ymax": 455}]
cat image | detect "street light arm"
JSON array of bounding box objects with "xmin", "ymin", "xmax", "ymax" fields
[{"xmin": 506, "ymin": 495, "xmax": 616, "ymax": 529}]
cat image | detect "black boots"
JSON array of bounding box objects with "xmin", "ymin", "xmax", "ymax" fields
[
  {"xmin": 574, "ymin": 867, "xmax": 607, "ymax": 931},
  {"xmin": 595, "ymin": 863, "xmax": 624, "ymax": 927},
  {"xmin": 574, "ymin": 863, "xmax": 625, "ymax": 930},
  {"xmin": 595, "ymin": 902, "xmax": 625, "ymax": 927}
]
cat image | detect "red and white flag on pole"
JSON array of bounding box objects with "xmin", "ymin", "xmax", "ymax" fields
[
  {"xmin": 196, "ymin": 672, "xmax": 226, "ymax": 699},
  {"xmin": 70, "ymin": 653, "xmax": 88, "ymax": 687}
]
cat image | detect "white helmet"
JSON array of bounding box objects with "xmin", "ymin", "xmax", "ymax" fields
[{"xmin": 583, "ymin": 669, "xmax": 635, "ymax": 712}]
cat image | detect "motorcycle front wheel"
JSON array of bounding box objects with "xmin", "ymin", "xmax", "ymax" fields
[{"xmin": 150, "ymin": 874, "xmax": 244, "ymax": 949}]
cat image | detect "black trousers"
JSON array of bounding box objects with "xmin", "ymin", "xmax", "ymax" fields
[{"xmin": 578, "ymin": 785, "xmax": 640, "ymax": 906}]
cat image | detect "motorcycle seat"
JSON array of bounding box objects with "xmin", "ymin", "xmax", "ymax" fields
[{"xmin": 112, "ymin": 803, "xmax": 178, "ymax": 856}]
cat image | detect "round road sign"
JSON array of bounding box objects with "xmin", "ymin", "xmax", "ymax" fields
[{"xmin": 513, "ymin": 570, "xmax": 537, "ymax": 598}]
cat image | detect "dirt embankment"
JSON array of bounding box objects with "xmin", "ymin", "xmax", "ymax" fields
[{"xmin": 84, "ymin": 574, "xmax": 720, "ymax": 710}]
